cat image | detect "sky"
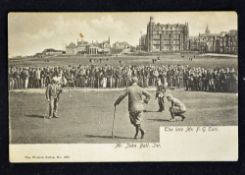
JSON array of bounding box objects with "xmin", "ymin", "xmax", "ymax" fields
[{"xmin": 8, "ymin": 12, "xmax": 237, "ymax": 57}]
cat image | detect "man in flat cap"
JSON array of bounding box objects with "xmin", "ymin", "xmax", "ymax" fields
[
  {"xmin": 45, "ymin": 76, "xmax": 63, "ymax": 119},
  {"xmin": 114, "ymin": 76, "xmax": 151, "ymax": 139},
  {"xmin": 166, "ymin": 94, "xmax": 186, "ymax": 122}
]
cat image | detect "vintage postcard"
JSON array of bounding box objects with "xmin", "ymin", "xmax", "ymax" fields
[{"xmin": 8, "ymin": 12, "xmax": 238, "ymax": 162}]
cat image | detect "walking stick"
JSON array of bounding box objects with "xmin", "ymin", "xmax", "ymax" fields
[
  {"xmin": 112, "ymin": 106, "xmax": 116, "ymax": 138},
  {"xmin": 45, "ymin": 99, "xmax": 49, "ymax": 119}
]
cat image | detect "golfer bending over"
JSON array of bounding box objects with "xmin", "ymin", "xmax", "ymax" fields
[
  {"xmin": 114, "ymin": 76, "xmax": 151, "ymax": 139},
  {"xmin": 166, "ymin": 94, "xmax": 186, "ymax": 122}
]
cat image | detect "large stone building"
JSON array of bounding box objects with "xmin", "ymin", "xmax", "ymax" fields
[
  {"xmin": 142, "ymin": 16, "xmax": 189, "ymax": 52},
  {"xmin": 139, "ymin": 34, "xmax": 146, "ymax": 51},
  {"xmin": 188, "ymin": 26, "xmax": 219, "ymax": 53},
  {"xmin": 217, "ymin": 30, "xmax": 237, "ymax": 54},
  {"xmin": 188, "ymin": 26, "xmax": 238, "ymax": 54},
  {"xmin": 140, "ymin": 17, "xmax": 237, "ymax": 54}
]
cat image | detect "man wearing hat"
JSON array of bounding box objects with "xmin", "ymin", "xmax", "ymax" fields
[
  {"xmin": 45, "ymin": 76, "xmax": 63, "ymax": 119},
  {"xmin": 166, "ymin": 94, "xmax": 186, "ymax": 122},
  {"xmin": 114, "ymin": 76, "xmax": 151, "ymax": 139}
]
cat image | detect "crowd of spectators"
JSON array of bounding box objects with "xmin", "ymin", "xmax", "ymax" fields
[{"xmin": 8, "ymin": 63, "xmax": 238, "ymax": 92}]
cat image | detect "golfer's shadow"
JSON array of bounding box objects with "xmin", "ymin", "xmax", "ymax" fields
[
  {"xmin": 25, "ymin": 114, "xmax": 45, "ymax": 119},
  {"xmin": 143, "ymin": 110, "xmax": 158, "ymax": 113},
  {"xmin": 85, "ymin": 134, "xmax": 134, "ymax": 140},
  {"xmin": 147, "ymin": 118, "xmax": 170, "ymax": 122}
]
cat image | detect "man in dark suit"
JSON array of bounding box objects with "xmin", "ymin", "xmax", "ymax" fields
[
  {"xmin": 114, "ymin": 76, "xmax": 151, "ymax": 139},
  {"xmin": 45, "ymin": 77, "xmax": 62, "ymax": 119}
]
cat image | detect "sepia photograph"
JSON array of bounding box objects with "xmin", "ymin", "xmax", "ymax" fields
[{"xmin": 8, "ymin": 12, "xmax": 238, "ymax": 162}]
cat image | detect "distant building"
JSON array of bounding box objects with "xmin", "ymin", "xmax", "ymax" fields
[
  {"xmin": 86, "ymin": 44, "xmax": 99, "ymax": 55},
  {"xmin": 42, "ymin": 48, "xmax": 65, "ymax": 56},
  {"xmin": 66, "ymin": 37, "xmax": 111, "ymax": 55},
  {"xmin": 66, "ymin": 42, "xmax": 77, "ymax": 55},
  {"xmin": 111, "ymin": 41, "xmax": 133, "ymax": 54},
  {"xmin": 188, "ymin": 26, "xmax": 237, "ymax": 54},
  {"xmin": 34, "ymin": 52, "xmax": 44, "ymax": 58},
  {"xmin": 198, "ymin": 26, "xmax": 220, "ymax": 53},
  {"xmin": 99, "ymin": 37, "xmax": 111, "ymax": 53},
  {"xmin": 142, "ymin": 16, "xmax": 189, "ymax": 52},
  {"xmin": 33, "ymin": 48, "xmax": 65, "ymax": 58},
  {"xmin": 188, "ymin": 36, "xmax": 200, "ymax": 51},
  {"xmin": 76, "ymin": 40, "xmax": 89, "ymax": 54},
  {"xmin": 218, "ymin": 30, "xmax": 237, "ymax": 54},
  {"xmin": 139, "ymin": 34, "xmax": 146, "ymax": 51},
  {"xmin": 112, "ymin": 41, "xmax": 131, "ymax": 50}
]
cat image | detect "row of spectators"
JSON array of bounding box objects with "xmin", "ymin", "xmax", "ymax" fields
[{"xmin": 8, "ymin": 64, "xmax": 238, "ymax": 92}]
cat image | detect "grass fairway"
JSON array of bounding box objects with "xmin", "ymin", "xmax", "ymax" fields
[
  {"xmin": 9, "ymin": 89, "xmax": 238, "ymax": 144},
  {"xmin": 9, "ymin": 54, "xmax": 237, "ymax": 69},
  {"xmin": 9, "ymin": 54, "xmax": 238, "ymax": 143}
]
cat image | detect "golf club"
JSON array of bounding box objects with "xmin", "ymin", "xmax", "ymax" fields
[{"xmin": 111, "ymin": 106, "xmax": 116, "ymax": 138}]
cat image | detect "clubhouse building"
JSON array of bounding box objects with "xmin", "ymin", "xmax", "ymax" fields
[{"xmin": 66, "ymin": 37, "xmax": 111, "ymax": 55}]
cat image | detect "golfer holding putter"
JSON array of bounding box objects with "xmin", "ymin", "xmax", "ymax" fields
[{"xmin": 114, "ymin": 76, "xmax": 151, "ymax": 139}]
